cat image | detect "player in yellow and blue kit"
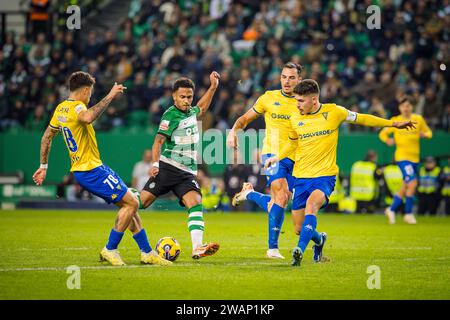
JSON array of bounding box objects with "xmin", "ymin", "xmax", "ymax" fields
[
  {"xmin": 379, "ymin": 97, "xmax": 432, "ymax": 224},
  {"xmin": 264, "ymin": 80, "xmax": 415, "ymax": 266},
  {"xmin": 32, "ymin": 71, "xmax": 171, "ymax": 266},
  {"xmin": 227, "ymin": 63, "xmax": 302, "ymax": 259}
]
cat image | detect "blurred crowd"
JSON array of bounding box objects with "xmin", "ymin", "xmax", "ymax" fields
[{"xmin": 0, "ymin": 0, "xmax": 449, "ymax": 133}]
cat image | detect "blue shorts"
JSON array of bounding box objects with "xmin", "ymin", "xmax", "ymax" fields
[
  {"xmin": 397, "ymin": 161, "xmax": 419, "ymax": 182},
  {"xmin": 261, "ymin": 154, "xmax": 295, "ymax": 192},
  {"xmin": 292, "ymin": 176, "xmax": 336, "ymax": 210},
  {"xmin": 73, "ymin": 164, "xmax": 128, "ymax": 204}
]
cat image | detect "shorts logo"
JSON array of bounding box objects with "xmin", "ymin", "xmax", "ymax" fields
[
  {"xmin": 117, "ymin": 185, "xmax": 122, "ymax": 190},
  {"xmin": 273, "ymin": 102, "xmax": 281, "ymax": 106},
  {"xmin": 298, "ymin": 122, "xmax": 304, "ymax": 126},
  {"xmin": 192, "ymin": 180, "xmax": 199, "ymax": 189},
  {"xmin": 149, "ymin": 182, "xmax": 156, "ymax": 189},
  {"xmin": 159, "ymin": 120, "xmax": 170, "ymax": 131},
  {"xmin": 111, "ymin": 194, "xmax": 118, "ymax": 200}
]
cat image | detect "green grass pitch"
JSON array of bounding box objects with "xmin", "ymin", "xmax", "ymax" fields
[{"xmin": 0, "ymin": 210, "xmax": 449, "ymax": 300}]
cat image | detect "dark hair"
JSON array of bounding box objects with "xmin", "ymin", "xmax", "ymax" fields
[
  {"xmin": 283, "ymin": 62, "xmax": 303, "ymax": 76},
  {"xmin": 172, "ymin": 77, "xmax": 195, "ymax": 93},
  {"xmin": 68, "ymin": 71, "xmax": 95, "ymax": 91},
  {"xmin": 294, "ymin": 79, "xmax": 320, "ymax": 95}
]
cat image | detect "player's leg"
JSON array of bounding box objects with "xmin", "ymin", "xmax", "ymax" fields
[
  {"xmin": 181, "ymin": 190, "xmax": 220, "ymax": 259},
  {"xmin": 73, "ymin": 165, "xmax": 131, "ymax": 266},
  {"xmin": 292, "ymin": 189, "xmax": 326, "ymax": 266},
  {"xmin": 403, "ymin": 164, "xmax": 418, "ymax": 224},
  {"xmin": 292, "ymin": 209, "xmax": 305, "ymax": 235}
]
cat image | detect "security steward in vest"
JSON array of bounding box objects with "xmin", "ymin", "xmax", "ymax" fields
[{"xmin": 418, "ymin": 156, "xmax": 441, "ymax": 215}]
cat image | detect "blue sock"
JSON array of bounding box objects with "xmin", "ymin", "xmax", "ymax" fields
[
  {"xmin": 311, "ymin": 230, "xmax": 322, "ymax": 245},
  {"xmin": 405, "ymin": 196, "xmax": 414, "ymax": 214},
  {"xmin": 298, "ymin": 215, "xmax": 317, "ymax": 253},
  {"xmin": 268, "ymin": 203, "xmax": 285, "ymax": 249},
  {"xmin": 105, "ymin": 228, "xmax": 124, "ymax": 250},
  {"xmin": 390, "ymin": 195, "xmax": 403, "ymax": 212},
  {"xmin": 132, "ymin": 229, "xmax": 152, "ymax": 253},
  {"xmin": 247, "ymin": 191, "xmax": 271, "ymax": 212}
]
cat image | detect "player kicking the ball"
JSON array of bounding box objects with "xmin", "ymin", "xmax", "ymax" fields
[
  {"xmin": 139, "ymin": 72, "xmax": 220, "ymax": 259},
  {"xmin": 264, "ymin": 79, "xmax": 415, "ymax": 266},
  {"xmin": 33, "ymin": 71, "xmax": 171, "ymax": 266}
]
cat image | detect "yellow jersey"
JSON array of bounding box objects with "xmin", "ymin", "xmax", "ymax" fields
[
  {"xmin": 285, "ymin": 104, "xmax": 348, "ymax": 178},
  {"xmin": 49, "ymin": 99, "xmax": 103, "ymax": 172},
  {"xmin": 252, "ymin": 90, "xmax": 298, "ymax": 160},
  {"xmin": 379, "ymin": 114, "xmax": 432, "ymax": 163}
]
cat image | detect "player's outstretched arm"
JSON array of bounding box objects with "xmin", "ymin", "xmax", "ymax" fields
[
  {"xmin": 348, "ymin": 112, "xmax": 416, "ymax": 130},
  {"xmin": 78, "ymin": 82, "xmax": 126, "ymax": 124},
  {"xmin": 226, "ymin": 108, "xmax": 260, "ymax": 149},
  {"xmin": 149, "ymin": 134, "xmax": 167, "ymax": 177},
  {"xmin": 196, "ymin": 71, "xmax": 220, "ymax": 117},
  {"xmin": 32, "ymin": 126, "xmax": 59, "ymax": 185}
]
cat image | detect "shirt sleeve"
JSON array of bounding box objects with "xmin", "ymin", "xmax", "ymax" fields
[
  {"xmin": 157, "ymin": 112, "xmax": 178, "ymax": 138},
  {"xmin": 419, "ymin": 116, "xmax": 433, "ymax": 138},
  {"xmin": 48, "ymin": 110, "xmax": 60, "ymax": 130},
  {"xmin": 335, "ymin": 105, "xmax": 354, "ymax": 123},
  {"xmin": 252, "ymin": 93, "xmax": 266, "ymax": 114},
  {"xmin": 192, "ymin": 105, "xmax": 201, "ymax": 116}
]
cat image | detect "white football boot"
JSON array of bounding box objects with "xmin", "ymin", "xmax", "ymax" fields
[
  {"xmin": 403, "ymin": 214, "xmax": 417, "ymax": 225},
  {"xmin": 266, "ymin": 248, "xmax": 285, "ymax": 259},
  {"xmin": 232, "ymin": 182, "xmax": 254, "ymax": 206},
  {"xmin": 384, "ymin": 207, "xmax": 396, "ymax": 225}
]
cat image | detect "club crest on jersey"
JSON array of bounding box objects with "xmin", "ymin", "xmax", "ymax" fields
[
  {"xmin": 322, "ymin": 112, "xmax": 329, "ymax": 120},
  {"xmin": 159, "ymin": 120, "xmax": 170, "ymax": 131}
]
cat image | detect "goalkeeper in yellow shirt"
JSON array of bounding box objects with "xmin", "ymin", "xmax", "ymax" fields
[
  {"xmin": 264, "ymin": 79, "xmax": 415, "ymax": 266},
  {"xmin": 379, "ymin": 97, "xmax": 432, "ymax": 225}
]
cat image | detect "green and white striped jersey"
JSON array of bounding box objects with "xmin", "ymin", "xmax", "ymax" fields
[{"xmin": 157, "ymin": 105, "xmax": 200, "ymax": 174}]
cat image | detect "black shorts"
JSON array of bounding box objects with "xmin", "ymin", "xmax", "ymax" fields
[{"xmin": 143, "ymin": 161, "xmax": 201, "ymax": 207}]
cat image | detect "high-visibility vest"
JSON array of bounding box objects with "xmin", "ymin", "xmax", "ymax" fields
[
  {"xmin": 442, "ymin": 166, "xmax": 450, "ymax": 197},
  {"xmin": 30, "ymin": 0, "xmax": 50, "ymax": 21},
  {"xmin": 350, "ymin": 161, "xmax": 377, "ymax": 201},
  {"xmin": 418, "ymin": 167, "xmax": 440, "ymax": 194},
  {"xmin": 383, "ymin": 164, "xmax": 403, "ymax": 204},
  {"xmin": 329, "ymin": 175, "xmax": 343, "ymax": 204},
  {"xmin": 201, "ymin": 181, "xmax": 229, "ymax": 210}
]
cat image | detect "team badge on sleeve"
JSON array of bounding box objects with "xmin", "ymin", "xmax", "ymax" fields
[
  {"xmin": 74, "ymin": 104, "xmax": 85, "ymax": 114},
  {"xmin": 159, "ymin": 120, "xmax": 170, "ymax": 131}
]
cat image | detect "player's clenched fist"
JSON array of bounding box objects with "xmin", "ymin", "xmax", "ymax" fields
[
  {"xmin": 226, "ymin": 131, "xmax": 238, "ymax": 149},
  {"xmin": 150, "ymin": 166, "xmax": 159, "ymax": 178},
  {"xmin": 209, "ymin": 71, "xmax": 220, "ymax": 89},
  {"xmin": 108, "ymin": 82, "xmax": 127, "ymax": 99}
]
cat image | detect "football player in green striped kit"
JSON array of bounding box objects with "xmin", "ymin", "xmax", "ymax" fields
[{"xmin": 139, "ymin": 72, "xmax": 220, "ymax": 259}]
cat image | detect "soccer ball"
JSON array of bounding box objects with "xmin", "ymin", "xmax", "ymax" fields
[{"xmin": 155, "ymin": 236, "xmax": 181, "ymax": 261}]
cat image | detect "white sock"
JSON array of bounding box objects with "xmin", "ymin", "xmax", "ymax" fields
[{"xmin": 191, "ymin": 229, "xmax": 203, "ymax": 250}]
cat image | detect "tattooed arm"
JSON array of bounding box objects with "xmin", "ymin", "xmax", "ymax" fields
[
  {"xmin": 78, "ymin": 82, "xmax": 126, "ymax": 124},
  {"xmin": 32, "ymin": 126, "xmax": 60, "ymax": 185}
]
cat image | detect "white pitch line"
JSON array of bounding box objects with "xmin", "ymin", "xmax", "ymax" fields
[
  {"xmin": 1, "ymin": 256, "xmax": 449, "ymax": 273},
  {"xmin": 0, "ymin": 261, "xmax": 284, "ymax": 272}
]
